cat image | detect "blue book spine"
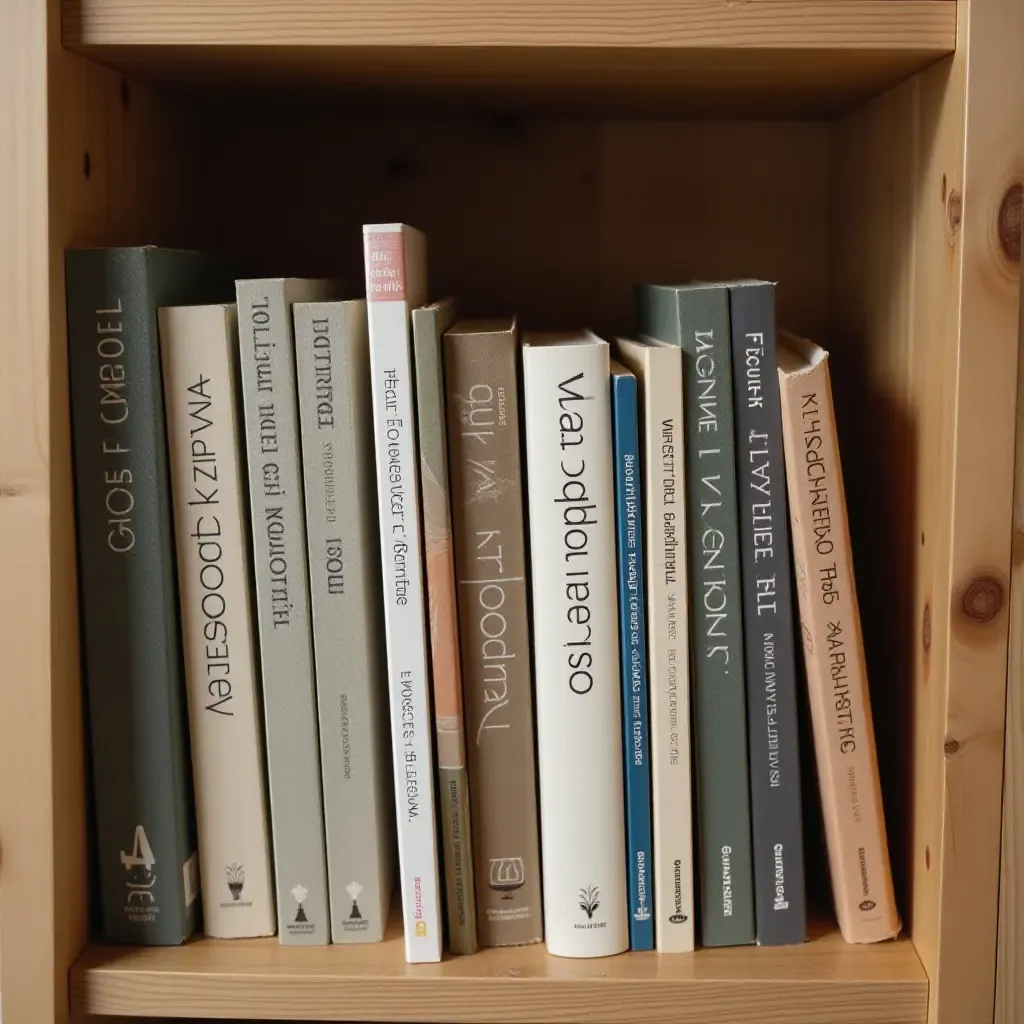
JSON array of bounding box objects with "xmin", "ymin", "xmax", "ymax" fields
[{"xmin": 611, "ymin": 367, "xmax": 654, "ymax": 951}]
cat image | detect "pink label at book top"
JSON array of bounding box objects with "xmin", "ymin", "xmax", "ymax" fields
[{"xmin": 365, "ymin": 232, "xmax": 407, "ymax": 302}]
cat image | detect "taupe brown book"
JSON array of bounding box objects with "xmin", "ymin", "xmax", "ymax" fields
[
  {"xmin": 443, "ymin": 317, "xmax": 543, "ymax": 947},
  {"xmin": 412, "ymin": 299, "xmax": 479, "ymax": 956},
  {"xmin": 777, "ymin": 330, "xmax": 900, "ymax": 944}
]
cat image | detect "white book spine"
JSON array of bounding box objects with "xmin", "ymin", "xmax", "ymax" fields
[
  {"xmin": 159, "ymin": 303, "xmax": 275, "ymax": 938},
  {"xmin": 363, "ymin": 224, "xmax": 442, "ymax": 963},
  {"xmin": 522, "ymin": 334, "xmax": 628, "ymax": 959},
  {"xmin": 618, "ymin": 339, "xmax": 695, "ymax": 952}
]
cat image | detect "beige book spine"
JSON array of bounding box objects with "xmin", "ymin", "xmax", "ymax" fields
[{"xmin": 777, "ymin": 333, "xmax": 900, "ymax": 944}]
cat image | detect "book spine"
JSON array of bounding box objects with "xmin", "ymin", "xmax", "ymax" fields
[
  {"xmin": 65, "ymin": 249, "xmax": 198, "ymax": 944},
  {"xmin": 160, "ymin": 304, "xmax": 276, "ymax": 938},
  {"xmin": 522, "ymin": 339, "xmax": 628, "ymax": 959},
  {"xmin": 364, "ymin": 229, "xmax": 443, "ymax": 963},
  {"xmin": 675, "ymin": 288, "xmax": 756, "ymax": 946},
  {"xmin": 729, "ymin": 285, "xmax": 807, "ymax": 946},
  {"xmin": 295, "ymin": 300, "xmax": 393, "ymax": 944},
  {"xmin": 611, "ymin": 371, "xmax": 655, "ymax": 952},
  {"xmin": 236, "ymin": 280, "xmax": 330, "ymax": 945},
  {"xmin": 444, "ymin": 327, "xmax": 543, "ymax": 948},
  {"xmin": 412, "ymin": 304, "xmax": 478, "ymax": 956},
  {"xmin": 640, "ymin": 348, "xmax": 695, "ymax": 953},
  {"xmin": 778, "ymin": 351, "xmax": 899, "ymax": 944}
]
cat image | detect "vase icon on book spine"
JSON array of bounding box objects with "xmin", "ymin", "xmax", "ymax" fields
[
  {"xmin": 346, "ymin": 880, "xmax": 363, "ymax": 920},
  {"xmin": 291, "ymin": 884, "xmax": 309, "ymax": 923},
  {"xmin": 226, "ymin": 863, "xmax": 245, "ymax": 901},
  {"xmin": 489, "ymin": 857, "xmax": 525, "ymax": 900}
]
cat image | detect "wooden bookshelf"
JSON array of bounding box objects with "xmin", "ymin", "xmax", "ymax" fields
[
  {"xmin": 60, "ymin": 0, "xmax": 957, "ymax": 114},
  {"xmin": 70, "ymin": 910, "xmax": 927, "ymax": 1023},
  {"xmin": 2, "ymin": 1, "xmax": 1024, "ymax": 1023}
]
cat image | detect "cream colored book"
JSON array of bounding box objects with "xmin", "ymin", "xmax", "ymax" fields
[
  {"xmin": 777, "ymin": 330, "xmax": 900, "ymax": 944},
  {"xmin": 613, "ymin": 338, "xmax": 694, "ymax": 953},
  {"xmin": 159, "ymin": 303, "xmax": 275, "ymax": 938},
  {"xmin": 363, "ymin": 223, "xmax": 443, "ymax": 963}
]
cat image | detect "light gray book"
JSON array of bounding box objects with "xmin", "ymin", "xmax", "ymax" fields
[
  {"xmin": 294, "ymin": 299, "xmax": 395, "ymax": 944},
  {"xmin": 236, "ymin": 277, "xmax": 333, "ymax": 945}
]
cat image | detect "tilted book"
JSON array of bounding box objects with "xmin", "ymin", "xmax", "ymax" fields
[
  {"xmin": 777, "ymin": 330, "xmax": 900, "ymax": 944},
  {"xmin": 609, "ymin": 361, "xmax": 655, "ymax": 952},
  {"xmin": 363, "ymin": 223, "xmax": 443, "ymax": 963},
  {"xmin": 65, "ymin": 247, "xmax": 229, "ymax": 943},
  {"xmin": 613, "ymin": 339, "xmax": 694, "ymax": 953},
  {"xmin": 160, "ymin": 303, "xmax": 276, "ymax": 938},
  {"xmin": 522, "ymin": 331, "xmax": 628, "ymax": 959},
  {"xmin": 638, "ymin": 283, "xmax": 755, "ymax": 947},
  {"xmin": 236, "ymin": 277, "xmax": 333, "ymax": 945},
  {"xmin": 728, "ymin": 281, "xmax": 807, "ymax": 946},
  {"xmin": 294, "ymin": 299, "xmax": 395, "ymax": 944},
  {"xmin": 411, "ymin": 299, "xmax": 478, "ymax": 956},
  {"xmin": 444, "ymin": 318, "xmax": 543, "ymax": 948}
]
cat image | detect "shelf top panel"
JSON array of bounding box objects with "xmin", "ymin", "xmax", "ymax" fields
[
  {"xmin": 71, "ymin": 912, "xmax": 928, "ymax": 1023},
  {"xmin": 62, "ymin": 0, "xmax": 957, "ymax": 116}
]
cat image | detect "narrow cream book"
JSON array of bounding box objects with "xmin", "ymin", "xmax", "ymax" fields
[
  {"xmin": 363, "ymin": 223, "xmax": 443, "ymax": 963},
  {"xmin": 159, "ymin": 303, "xmax": 275, "ymax": 938},
  {"xmin": 613, "ymin": 338, "xmax": 694, "ymax": 953},
  {"xmin": 777, "ymin": 330, "xmax": 900, "ymax": 944}
]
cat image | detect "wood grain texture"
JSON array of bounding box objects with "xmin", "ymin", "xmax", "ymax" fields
[
  {"xmin": 63, "ymin": 0, "xmax": 956, "ymax": 50},
  {"xmin": 996, "ymin": 258, "xmax": 1024, "ymax": 1024},
  {"xmin": 70, "ymin": 910, "xmax": 928, "ymax": 1023},
  {"xmin": 60, "ymin": 0, "xmax": 957, "ymax": 116},
  {"xmin": 833, "ymin": 0, "xmax": 1023, "ymax": 1020}
]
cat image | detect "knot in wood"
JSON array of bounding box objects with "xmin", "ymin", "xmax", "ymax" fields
[
  {"xmin": 922, "ymin": 603, "xmax": 932, "ymax": 652},
  {"xmin": 998, "ymin": 183, "xmax": 1023, "ymax": 262},
  {"xmin": 944, "ymin": 737, "xmax": 961, "ymax": 758},
  {"xmin": 947, "ymin": 188, "xmax": 963, "ymax": 235},
  {"xmin": 960, "ymin": 575, "xmax": 1005, "ymax": 623}
]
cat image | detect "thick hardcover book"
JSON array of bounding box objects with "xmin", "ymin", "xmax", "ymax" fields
[
  {"xmin": 294, "ymin": 299, "xmax": 395, "ymax": 944},
  {"xmin": 777, "ymin": 331, "xmax": 900, "ymax": 944},
  {"xmin": 443, "ymin": 318, "xmax": 543, "ymax": 949},
  {"xmin": 411, "ymin": 299, "xmax": 478, "ymax": 956},
  {"xmin": 522, "ymin": 331, "xmax": 628, "ymax": 959},
  {"xmin": 65, "ymin": 246, "xmax": 223, "ymax": 944},
  {"xmin": 638, "ymin": 283, "xmax": 755, "ymax": 947},
  {"xmin": 160, "ymin": 303, "xmax": 276, "ymax": 939},
  {"xmin": 613, "ymin": 339, "xmax": 694, "ymax": 953},
  {"xmin": 236, "ymin": 277, "xmax": 333, "ymax": 945},
  {"xmin": 609, "ymin": 361, "xmax": 655, "ymax": 952},
  {"xmin": 363, "ymin": 223, "xmax": 443, "ymax": 963},
  {"xmin": 727, "ymin": 282, "xmax": 807, "ymax": 946}
]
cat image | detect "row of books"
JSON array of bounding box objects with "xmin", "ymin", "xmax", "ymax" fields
[{"xmin": 65, "ymin": 225, "xmax": 900, "ymax": 963}]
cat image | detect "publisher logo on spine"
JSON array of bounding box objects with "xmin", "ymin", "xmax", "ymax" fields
[
  {"xmin": 287, "ymin": 883, "xmax": 316, "ymax": 937},
  {"xmin": 120, "ymin": 824, "xmax": 160, "ymax": 924},
  {"xmin": 341, "ymin": 880, "xmax": 370, "ymax": 934},
  {"xmin": 670, "ymin": 858, "xmax": 688, "ymax": 924},
  {"xmin": 222, "ymin": 862, "xmax": 254, "ymax": 909},
  {"xmin": 575, "ymin": 885, "xmax": 607, "ymax": 930},
  {"xmin": 489, "ymin": 856, "xmax": 525, "ymax": 899}
]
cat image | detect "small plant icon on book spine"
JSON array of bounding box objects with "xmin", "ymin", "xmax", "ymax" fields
[
  {"xmin": 579, "ymin": 885, "xmax": 600, "ymax": 919},
  {"xmin": 291, "ymin": 884, "xmax": 309, "ymax": 923},
  {"xmin": 226, "ymin": 863, "xmax": 245, "ymax": 901}
]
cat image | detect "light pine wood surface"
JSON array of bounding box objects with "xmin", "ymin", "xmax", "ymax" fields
[
  {"xmin": 70, "ymin": 910, "xmax": 927, "ymax": 1023},
  {"xmin": 59, "ymin": 0, "xmax": 957, "ymax": 116},
  {"xmin": 63, "ymin": 0, "xmax": 955, "ymax": 50}
]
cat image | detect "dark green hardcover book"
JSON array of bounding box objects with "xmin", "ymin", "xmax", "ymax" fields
[
  {"xmin": 66, "ymin": 246, "xmax": 232, "ymax": 944},
  {"xmin": 638, "ymin": 282, "xmax": 756, "ymax": 947}
]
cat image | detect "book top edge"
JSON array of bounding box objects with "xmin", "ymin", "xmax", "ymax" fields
[
  {"xmin": 778, "ymin": 329, "xmax": 829, "ymax": 373},
  {"xmin": 522, "ymin": 330, "xmax": 605, "ymax": 348},
  {"xmin": 445, "ymin": 316, "xmax": 516, "ymax": 337}
]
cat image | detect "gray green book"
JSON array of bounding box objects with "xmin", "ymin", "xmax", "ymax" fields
[
  {"xmin": 65, "ymin": 246, "xmax": 230, "ymax": 944},
  {"xmin": 294, "ymin": 299, "xmax": 395, "ymax": 944},
  {"xmin": 236, "ymin": 277, "xmax": 333, "ymax": 944},
  {"xmin": 638, "ymin": 282, "xmax": 756, "ymax": 947}
]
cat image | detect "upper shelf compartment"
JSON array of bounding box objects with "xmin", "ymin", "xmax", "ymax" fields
[{"xmin": 61, "ymin": 0, "xmax": 957, "ymax": 115}]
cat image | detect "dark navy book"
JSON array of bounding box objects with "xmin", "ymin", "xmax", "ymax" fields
[{"xmin": 610, "ymin": 361, "xmax": 654, "ymax": 950}]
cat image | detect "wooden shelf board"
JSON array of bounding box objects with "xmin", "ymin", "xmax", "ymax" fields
[
  {"xmin": 61, "ymin": 0, "xmax": 957, "ymax": 115},
  {"xmin": 70, "ymin": 911, "xmax": 928, "ymax": 1023}
]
